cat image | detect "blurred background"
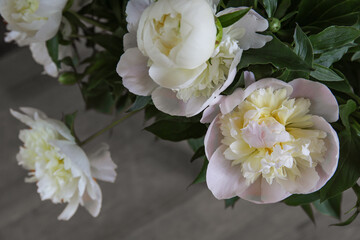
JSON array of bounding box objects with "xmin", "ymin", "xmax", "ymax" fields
[{"xmin": 1, "ymin": 21, "xmax": 360, "ymax": 240}]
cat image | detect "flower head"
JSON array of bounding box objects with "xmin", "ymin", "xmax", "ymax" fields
[
  {"xmin": 117, "ymin": 0, "xmax": 272, "ymax": 117},
  {"xmin": 204, "ymin": 77, "xmax": 339, "ymax": 203},
  {"xmin": 11, "ymin": 107, "xmax": 117, "ymax": 220},
  {"xmin": 1, "ymin": 0, "xmax": 68, "ymax": 45}
]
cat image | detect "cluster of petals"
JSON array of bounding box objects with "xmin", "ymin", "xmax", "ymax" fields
[
  {"xmin": 117, "ymin": 0, "xmax": 272, "ymax": 117},
  {"xmin": 203, "ymin": 73, "xmax": 340, "ymax": 203},
  {"xmin": 11, "ymin": 107, "xmax": 117, "ymax": 220}
]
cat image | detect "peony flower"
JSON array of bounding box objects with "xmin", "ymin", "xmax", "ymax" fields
[
  {"xmin": 203, "ymin": 75, "xmax": 339, "ymax": 203},
  {"xmin": 11, "ymin": 107, "xmax": 117, "ymax": 220},
  {"xmin": 1, "ymin": 0, "xmax": 68, "ymax": 45},
  {"xmin": 117, "ymin": 0, "xmax": 272, "ymax": 117}
]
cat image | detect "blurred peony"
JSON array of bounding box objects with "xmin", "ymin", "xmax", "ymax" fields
[
  {"xmin": 203, "ymin": 76, "xmax": 340, "ymax": 203},
  {"xmin": 11, "ymin": 107, "xmax": 117, "ymax": 220},
  {"xmin": 117, "ymin": 0, "xmax": 272, "ymax": 117},
  {"xmin": 1, "ymin": 0, "xmax": 68, "ymax": 45}
]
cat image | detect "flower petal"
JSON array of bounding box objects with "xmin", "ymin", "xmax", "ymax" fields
[
  {"xmin": 204, "ymin": 115, "xmax": 223, "ymax": 160},
  {"xmin": 206, "ymin": 146, "xmax": 248, "ymax": 199},
  {"xmin": 82, "ymin": 181, "xmax": 102, "ymax": 218},
  {"xmin": 218, "ymin": 8, "xmax": 272, "ymax": 50},
  {"xmin": 201, "ymin": 95, "xmax": 223, "ymax": 123},
  {"xmin": 126, "ymin": 0, "xmax": 153, "ymax": 32},
  {"xmin": 278, "ymin": 167, "xmax": 320, "ymax": 194},
  {"xmin": 117, "ymin": 48, "xmax": 157, "ymax": 96},
  {"xmin": 244, "ymin": 71, "xmax": 256, "ymax": 87},
  {"xmin": 289, "ymin": 78, "xmax": 339, "ymax": 122},
  {"xmin": 89, "ymin": 143, "xmax": 117, "ymax": 183},
  {"xmin": 239, "ymin": 178, "xmax": 291, "ymax": 204},
  {"xmin": 58, "ymin": 196, "xmax": 80, "ymax": 221},
  {"xmin": 149, "ymin": 63, "xmax": 207, "ymax": 89}
]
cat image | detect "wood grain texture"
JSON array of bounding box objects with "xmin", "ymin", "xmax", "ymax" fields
[{"xmin": 1, "ymin": 47, "xmax": 360, "ymax": 240}]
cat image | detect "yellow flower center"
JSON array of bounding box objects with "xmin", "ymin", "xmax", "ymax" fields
[
  {"xmin": 219, "ymin": 87, "xmax": 327, "ymax": 185},
  {"xmin": 12, "ymin": 0, "xmax": 44, "ymax": 23}
]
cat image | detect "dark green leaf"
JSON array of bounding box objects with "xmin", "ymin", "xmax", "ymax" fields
[
  {"xmin": 188, "ymin": 137, "xmax": 205, "ymax": 152},
  {"xmin": 90, "ymin": 34, "xmax": 123, "ymax": 57},
  {"xmin": 128, "ymin": 96, "xmax": 151, "ymax": 112},
  {"xmin": 274, "ymin": 0, "xmax": 290, "ymax": 19},
  {"xmin": 145, "ymin": 120, "xmax": 207, "ymax": 142},
  {"xmin": 277, "ymin": 69, "xmax": 309, "ymax": 82},
  {"xmin": 284, "ymin": 192, "xmax": 320, "ymax": 206},
  {"xmin": 351, "ymin": 51, "xmax": 360, "ymax": 61},
  {"xmin": 309, "ymin": 26, "xmax": 360, "ymax": 54},
  {"xmin": 85, "ymin": 91, "xmax": 115, "ymax": 114},
  {"xmin": 223, "ymin": 71, "xmax": 245, "ymax": 95},
  {"xmin": 315, "ymin": 46, "xmax": 350, "ymax": 67},
  {"xmin": 301, "ymin": 204, "xmax": 316, "ymax": 224},
  {"xmin": 218, "ymin": 8, "xmax": 251, "ymax": 28},
  {"xmin": 191, "ymin": 146, "xmax": 205, "ymax": 162},
  {"xmin": 293, "ymin": 24, "xmax": 314, "ymax": 65},
  {"xmin": 225, "ymin": 197, "xmax": 240, "ymax": 208},
  {"xmin": 190, "ymin": 158, "xmax": 208, "ymax": 185},
  {"xmin": 64, "ymin": 112, "xmax": 78, "ymax": 141},
  {"xmin": 46, "ymin": 34, "xmax": 60, "ymax": 68},
  {"xmin": 331, "ymin": 210, "xmax": 359, "ymax": 226},
  {"xmin": 340, "ymin": 100, "xmax": 357, "ymax": 132},
  {"xmin": 261, "ymin": 0, "xmax": 277, "ymax": 17},
  {"xmin": 238, "ymin": 35, "xmax": 312, "ymax": 71},
  {"xmin": 313, "ymin": 194, "xmax": 342, "ymax": 219},
  {"xmin": 310, "ymin": 64, "xmax": 343, "ymax": 82}
]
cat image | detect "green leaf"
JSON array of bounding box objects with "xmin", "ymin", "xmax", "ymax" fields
[
  {"xmin": 315, "ymin": 46, "xmax": 350, "ymax": 67},
  {"xmin": 284, "ymin": 192, "xmax": 320, "ymax": 206},
  {"xmin": 331, "ymin": 210, "xmax": 359, "ymax": 226},
  {"xmin": 238, "ymin": 35, "xmax": 312, "ymax": 71},
  {"xmin": 190, "ymin": 158, "xmax": 208, "ymax": 185},
  {"xmin": 223, "ymin": 71, "xmax": 245, "ymax": 95},
  {"xmin": 261, "ymin": 0, "xmax": 277, "ymax": 17},
  {"xmin": 277, "ymin": 69, "xmax": 309, "ymax": 82},
  {"xmin": 90, "ymin": 34, "xmax": 123, "ymax": 57},
  {"xmin": 128, "ymin": 96, "xmax": 151, "ymax": 112},
  {"xmin": 340, "ymin": 100, "xmax": 357, "ymax": 132},
  {"xmin": 309, "ymin": 26, "xmax": 360, "ymax": 54},
  {"xmin": 351, "ymin": 51, "xmax": 360, "ymax": 61},
  {"xmin": 313, "ymin": 194, "xmax": 342, "ymax": 219},
  {"xmin": 145, "ymin": 120, "xmax": 207, "ymax": 142},
  {"xmin": 301, "ymin": 204, "xmax": 316, "ymax": 224},
  {"xmin": 274, "ymin": 0, "xmax": 290, "ymax": 19},
  {"xmin": 218, "ymin": 8, "xmax": 251, "ymax": 28},
  {"xmin": 46, "ymin": 34, "xmax": 60, "ymax": 68},
  {"xmin": 225, "ymin": 196, "xmax": 240, "ymax": 208},
  {"xmin": 188, "ymin": 137, "xmax": 205, "ymax": 152},
  {"xmin": 293, "ymin": 24, "xmax": 314, "ymax": 65},
  {"xmin": 64, "ymin": 112, "xmax": 78, "ymax": 141},
  {"xmin": 310, "ymin": 64, "xmax": 343, "ymax": 82},
  {"xmin": 191, "ymin": 146, "xmax": 205, "ymax": 162}
]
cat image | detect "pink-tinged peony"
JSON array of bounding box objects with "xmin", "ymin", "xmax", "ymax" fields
[
  {"xmin": 117, "ymin": 0, "xmax": 272, "ymax": 117},
  {"xmin": 203, "ymin": 75, "xmax": 340, "ymax": 203},
  {"xmin": 11, "ymin": 107, "xmax": 117, "ymax": 220}
]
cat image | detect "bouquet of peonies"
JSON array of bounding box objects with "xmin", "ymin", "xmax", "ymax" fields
[{"xmin": 3, "ymin": 0, "xmax": 360, "ymax": 226}]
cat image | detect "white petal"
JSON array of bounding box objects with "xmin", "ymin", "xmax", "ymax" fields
[
  {"xmin": 126, "ymin": 0, "xmax": 153, "ymax": 32},
  {"xmin": 278, "ymin": 167, "xmax": 320, "ymax": 194},
  {"xmin": 149, "ymin": 63, "xmax": 207, "ymax": 89},
  {"xmin": 117, "ymin": 48, "xmax": 157, "ymax": 96},
  {"xmin": 30, "ymin": 42, "xmax": 59, "ymax": 77},
  {"xmin": 151, "ymin": 87, "xmax": 206, "ymax": 117},
  {"xmin": 123, "ymin": 32, "xmax": 137, "ymax": 51},
  {"xmin": 58, "ymin": 196, "xmax": 80, "ymax": 220},
  {"xmin": 201, "ymin": 95, "xmax": 223, "ymax": 123},
  {"xmin": 244, "ymin": 71, "xmax": 256, "ymax": 87},
  {"xmin": 218, "ymin": 8, "xmax": 272, "ymax": 50},
  {"xmin": 82, "ymin": 181, "xmax": 102, "ymax": 217},
  {"xmin": 206, "ymin": 146, "xmax": 248, "ymax": 199},
  {"xmin": 89, "ymin": 143, "xmax": 117, "ymax": 183},
  {"xmin": 205, "ymin": 115, "xmax": 223, "ymax": 160},
  {"xmin": 289, "ymin": 78, "xmax": 339, "ymax": 122}
]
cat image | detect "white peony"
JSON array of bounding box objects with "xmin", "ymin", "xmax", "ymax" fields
[
  {"xmin": 0, "ymin": 0, "xmax": 68, "ymax": 45},
  {"xmin": 117, "ymin": 0, "xmax": 272, "ymax": 117},
  {"xmin": 11, "ymin": 107, "xmax": 117, "ymax": 220}
]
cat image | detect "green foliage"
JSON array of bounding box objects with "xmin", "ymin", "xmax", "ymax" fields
[
  {"xmin": 218, "ymin": 8, "xmax": 251, "ymax": 28},
  {"xmin": 190, "ymin": 158, "xmax": 209, "ymax": 185},
  {"xmin": 46, "ymin": 34, "xmax": 60, "ymax": 68},
  {"xmin": 225, "ymin": 197, "xmax": 240, "ymax": 208},
  {"xmin": 261, "ymin": 0, "xmax": 278, "ymax": 17},
  {"xmin": 301, "ymin": 204, "xmax": 316, "ymax": 224}
]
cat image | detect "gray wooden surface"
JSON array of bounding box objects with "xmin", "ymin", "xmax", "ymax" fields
[{"xmin": 1, "ymin": 47, "xmax": 360, "ymax": 240}]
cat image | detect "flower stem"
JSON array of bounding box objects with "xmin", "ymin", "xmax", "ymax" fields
[{"xmin": 80, "ymin": 110, "xmax": 141, "ymax": 146}]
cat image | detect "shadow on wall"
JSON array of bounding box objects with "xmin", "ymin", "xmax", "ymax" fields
[{"xmin": 0, "ymin": 20, "xmax": 16, "ymax": 56}]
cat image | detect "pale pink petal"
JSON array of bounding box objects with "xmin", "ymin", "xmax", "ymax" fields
[
  {"xmin": 204, "ymin": 115, "xmax": 223, "ymax": 160},
  {"xmin": 220, "ymin": 88, "xmax": 245, "ymax": 115},
  {"xmin": 244, "ymin": 71, "xmax": 256, "ymax": 87},
  {"xmin": 206, "ymin": 146, "xmax": 248, "ymax": 199},
  {"xmin": 117, "ymin": 48, "xmax": 157, "ymax": 96},
  {"xmin": 239, "ymin": 178, "xmax": 291, "ymax": 203},
  {"xmin": 149, "ymin": 63, "xmax": 207, "ymax": 89},
  {"xmin": 126, "ymin": 0, "xmax": 153, "ymax": 32},
  {"xmin": 123, "ymin": 32, "xmax": 137, "ymax": 51},
  {"xmin": 151, "ymin": 87, "xmax": 206, "ymax": 117},
  {"xmin": 311, "ymin": 116, "xmax": 340, "ymax": 190},
  {"xmin": 278, "ymin": 167, "xmax": 320, "ymax": 194},
  {"xmin": 289, "ymin": 78, "xmax": 339, "ymax": 122},
  {"xmin": 217, "ymin": 8, "xmax": 272, "ymax": 50},
  {"xmin": 201, "ymin": 95, "xmax": 224, "ymax": 123},
  {"xmin": 82, "ymin": 181, "xmax": 102, "ymax": 217},
  {"xmin": 89, "ymin": 143, "xmax": 117, "ymax": 183}
]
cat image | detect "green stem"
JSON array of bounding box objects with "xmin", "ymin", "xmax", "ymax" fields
[
  {"xmin": 80, "ymin": 110, "xmax": 141, "ymax": 146},
  {"xmin": 352, "ymin": 183, "xmax": 360, "ymax": 199},
  {"xmin": 67, "ymin": 10, "xmax": 112, "ymax": 31},
  {"xmin": 254, "ymin": 0, "xmax": 258, "ymax": 10}
]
